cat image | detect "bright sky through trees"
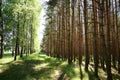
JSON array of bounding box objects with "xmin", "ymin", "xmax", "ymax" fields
[
  {"xmin": 38, "ymin": 0, "xmax": 48, "ymax": 42},
  {"xmin": 38, "ymin": 9, "xmax": 45, "ymax": 42}
]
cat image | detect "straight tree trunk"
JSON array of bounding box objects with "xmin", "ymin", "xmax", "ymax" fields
[
  {"xmin": 20, "ymin": 14, "xmax": 26, "ymax": 58},
  {"xmin": 84, "ymin": 0, "xmax": 89, "ymax": 71},
  {"xmin": 70, "ymin": 0, "xmax": 75, "ymax": 64},
  {"xmin": 12, "ymin": 29, "xmax": 15, "ymax": 56},
  {"xmin": 30, "ymin": 19, "xmax": 33, "ymax": 54},
  {"xmin": 105, "ymin": 0, "xmax": 113, "ymax": 80},
  {"xmin": 78, "ymin": 0, "xmax": 83, "ymax": 79},
  {"xmin": 56, "ymin": 12, "xmax": 59, "ymax": 58},
  {"xmin": 99, "ymin": 0, "xmax": 106, "ymax": 71},
  {"xmin": 115, "ymin": 0, "xmax": 120, "ymax": 73},
  {"xmin": 14, "ymin": 13, "xmax": 20, "ymax": 61},
  {"xmin": 62, "ymin": 0, "xmax": 65, "ymax": 60},
  {"xmin": 78, "ymin": 0, "xmax": 82, "ymax": 66},
  {"xmin": 111, "ymin": 0, "xmax": 116, "ymax": 68},
  {"xmin": 0, "ymin": 0, "xmax": 4, "ymax": 58},
  {"xmin": 67, "ymin": 0, "xmax": 72, "ymax": 64},
  {"xmin": 92, "ymin": 0, "xmax": 99, "ymax": 77}
]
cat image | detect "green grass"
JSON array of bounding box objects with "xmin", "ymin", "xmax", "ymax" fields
[{"xmin": 0, "ymin": 52, "xmax": 120, "ymax": 80}]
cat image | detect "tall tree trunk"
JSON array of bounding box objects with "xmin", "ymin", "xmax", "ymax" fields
[
  {"xmin": 12, "ymin": 29, "xmax": 15, "ymax": 56},
  {"xmin": 70, "ymin": 0, "xmax": 75, "ymax": 64},
  {"xmin": 0, "ymin": 0, "xmax": 4, "ymax": 58},
  {"xmin": 20, "ymin": 14, "xmax": 26, "ymax": 58},
  {"xmin": 99, "ymin": 0, "xmax": 106, "ymax": 71},
  {"xmin": 115, "ymin": 0, "xmax": 120, "ymax": 73},
  {"xmin": 14, "ymin": 13, "xmax": 20, "ymax": 61},
  {"xmin": 105, "ymin": 0, "xmax": 113, "ymax": 80},
  {"xmin": 78, "ymin": 0, "xmax": 83, "ymax": 79},
  {"xmin": 30, "ymin": 19, "xmax": 33, "ymax": 54},
  {"xmin": 67, "ymin": 0, "xmax": 72, "ymax": 64},
  {"xmin": 111, "ymin": 0, "xmax": 116, "ymax": 69},
  {"xmin": 78, "ymin": 0, "xmax": 82, "ymax": 66},
  {"xmin": 92, "ymin": 0, "xmax": 99, "ymax": 77},
  {"xmin": 62, "ymin": 0, "xmax": 65, "ymax": 60},
  {"xmin": 84, "ymin": 0, "xmax": 89, "ymax": 71},
  {"xmin": 56, "ymin": 11, "xmax": 59, "ymax": 58}
]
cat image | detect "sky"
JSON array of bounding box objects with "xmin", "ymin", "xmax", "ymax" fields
[
  {"xmin": 38, "ymin": 0, "xmax": 49, "ymax": 42},
  {"xmin": 38, "ymin": 9, "xmax": 45, "ymax": 42}
]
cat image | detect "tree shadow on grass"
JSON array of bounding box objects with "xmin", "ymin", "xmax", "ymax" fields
[
  {"xmin": 79, "ymin": 66, "xmax": 84, "ymax": 80},
  {"xmin": 87, "ymin": 70, "xmax": 100, "ymax": 80},
  {"xmin": 45, "ymin": 57, "xmax": 62, "ymax": 68},
  {"xmin": 0, "ymin": 54, "xmax": 64, "ymax": 80},
  {"xmin": 61, "ymin": 64, "xmax": 76, "ymax": 78},
  {"xmin": 38, "ymin": 53, "xmax": 62, "ymax": 67},
  {"xmin": 0, "ymin": 52, "xmax": 77, "ymax": 80},
  {"xmin": 0, "ymin": 60, "xmax": 48, "ymax": 80},
  {"xmin": 58, "ymin": 72, "xmax": 65, "ymax": 80},
  {"xmin": 113, "ymin": 73, "xmax": 120, "ymax": 80}
]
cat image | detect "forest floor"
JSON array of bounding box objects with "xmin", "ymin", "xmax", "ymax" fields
[{"xmin": 0, "ymin": 52, "xmax": 120, "ymax": 80}]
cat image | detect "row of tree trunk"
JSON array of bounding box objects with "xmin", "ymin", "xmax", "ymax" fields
[{"xmin": 42, "ymin": 0, "xmax": 120, "ymax": 80}]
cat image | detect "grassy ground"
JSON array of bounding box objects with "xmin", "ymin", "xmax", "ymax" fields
[{"xmin": 0, "ymin": 52, "xmax": 120, "ymax": 80}]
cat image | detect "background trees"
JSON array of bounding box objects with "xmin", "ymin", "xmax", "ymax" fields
[{"xmin": 0, "ymin": 0, "xmax": 41, "ymax": 60}]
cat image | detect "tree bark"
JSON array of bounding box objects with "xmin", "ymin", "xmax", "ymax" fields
[
  {"xmin": 105, "ymin": 0, "xmax": 113, "ymax": 80},
  {"xmin": 67, "ymin": 0, "xmax": 72, "ymax": 64},
  {"xmin": 92, "ymin": 0, "xmax": 99, "ymax": 77},
  {"xmin": 14, "ymin": 13, "xmax": 20, "ymax": 61},
  {"xmin": 0, "ymin": 0, "xmax": 4, "ymax": 58},
  {"xmin": 84, "ymin": 0, "xmax": 89, "ymax": 71}
]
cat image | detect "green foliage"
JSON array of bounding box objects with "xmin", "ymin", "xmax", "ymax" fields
[
  {"xmin": 62, "ymin": 64, "xmax": 76, "ymax": 77},
  {"xmin": 2, "ymin": 0, "xmax": 42, "ymax": 52}
]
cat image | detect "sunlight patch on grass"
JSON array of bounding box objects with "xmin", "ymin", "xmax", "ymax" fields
[
  {"xmin": 33, "ymin": 63, "xmax": 48, "ymax": 70},
  {"xmin": 54, "ymin": 70, "xmax": 61, "ymax": 76},
  {"xmin": 59, "ymin": 61, "xmax": 67, "ymax": 67},
  {"xmin": 0, "ymin": 56, "xmax": 13, "ymax": 64},
  {"xmin": 50, "ymin": 70, "xmax": 61, "ymax": 79},
  {"xmin": 2, "ymin": 58, "xmax": 13, "ymax": 63},
  {"xmin": 71, "ymin": 77, "xmax": 81, "ymax": 80},
  {"xmin": 83, "ymin": 72, "xmax": 89, "ymax": 80},
  {"xmin": 14, "ymin": 60, "xmax": 23, "ymax": 65},
  {"xmin": 98, "ymin": 68, "xmax": 107, "ymax": 79},
  {"xmin": 71, "ymin": 68, "xmax": 80, "ymax": 80},
  {"xmin": 0, "ymin": 53, "xmax": 14, "ymax": 73},
  {"xmin": 39, "ymin": 57, "xmax": 46, "ymax": 61}
]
